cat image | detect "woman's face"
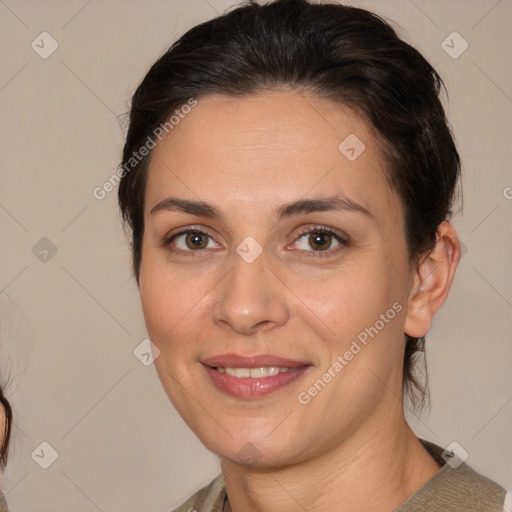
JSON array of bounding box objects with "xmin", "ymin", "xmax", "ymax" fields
[{"xmin": 139, "ymin": 91, "xmax": 416, "ymax": 467}]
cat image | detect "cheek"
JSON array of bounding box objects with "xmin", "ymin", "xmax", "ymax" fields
[
  {"xmin": 139, "ymin": 251, "xmax": 184, "ymax": 346},
  {"xmin": 139, "ymin": 267, "xmax": 172, "ymax": 341},
  {"xmin": 139, "ymin": 257, "xmax": 210, "ymax": 411},
  {"xmin": 138, "ymin": 250, "xmax": 216, "ymax": 355},
  {"xmin": 291, "ymin": 261, "xmax": 402, "ymax": 337},
  {"xmin": 292, "ymin": 258, "xmax": 408, "ymax": 393}
]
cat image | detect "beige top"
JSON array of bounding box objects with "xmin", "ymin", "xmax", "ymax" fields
[{"xmin": 172, "ymin": 440, "xmax": 506, "ymax": 512}]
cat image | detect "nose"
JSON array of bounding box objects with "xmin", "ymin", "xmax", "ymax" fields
[{"xmin": 211, "ymin": 248, "xmax": 289, "ymax": 336}]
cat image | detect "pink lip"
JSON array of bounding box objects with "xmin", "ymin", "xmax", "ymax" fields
[{"xmin": 201, "ymin": 353, "xmax": 312, "ymax": 399}]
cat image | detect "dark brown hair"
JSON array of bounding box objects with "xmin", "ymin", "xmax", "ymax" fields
[
  {"xmin": 0, "ymin": 386, "xmax": 11, "ymax": 468},
  {"xmin": 118, "ymin": 0, "xmax": 461, "ymax": 405}
]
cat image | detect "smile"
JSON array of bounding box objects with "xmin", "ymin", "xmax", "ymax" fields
[
  {"xmin": 201, "ymin": 355, "xmax": 312, "ymax": 399},
  {"xmin": 217, "ymin": 367, "xmax": 290, "ymax": 378}
]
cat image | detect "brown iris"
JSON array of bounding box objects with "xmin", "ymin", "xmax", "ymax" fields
[
  {"xmin": 308, "ymin": 232, "xmax": 332, "ymax": 251},
  {"xmin": 185, "ymin": 232, "xmax": 209, "ymax": 250}
]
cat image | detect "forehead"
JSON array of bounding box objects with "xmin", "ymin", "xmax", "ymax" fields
[{"xmin": 145, "ymin": 91, "xmax": 398, "ymax": 221}]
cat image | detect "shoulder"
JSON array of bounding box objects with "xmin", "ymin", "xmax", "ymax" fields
[
  {"xmin": 171, "ymin": 473, "xmax": 226, "ymax": 512},
  {"xmin": 0, "ymin": 492, "xmax": 9, "ymax": 512},
  {"xmin": 397, "ymin": 439, "xmax": 507, "ymax": 512}
]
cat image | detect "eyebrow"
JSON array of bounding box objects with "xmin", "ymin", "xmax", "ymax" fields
[{"xmin": 149, "ymin": 194, "xmax": 373, "ymax": 221}]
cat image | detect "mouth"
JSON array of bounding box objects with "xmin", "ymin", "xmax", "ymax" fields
[
  {"xmin": 201, "ymin": 354, "xmax": 312, "ymax": 399},
  {"xmin": 217, "ymin": 366, "xmax": 292, "ymax": 378}
]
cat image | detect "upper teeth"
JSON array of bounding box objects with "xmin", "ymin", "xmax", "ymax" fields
[{"xmin": 218, "ymin": 367, "xmax": 289, "ymax": 378}]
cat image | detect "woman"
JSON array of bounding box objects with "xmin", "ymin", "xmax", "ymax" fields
[{"xmin": 118, "ymin": 0, "xmax": 507, "ymax": 510}]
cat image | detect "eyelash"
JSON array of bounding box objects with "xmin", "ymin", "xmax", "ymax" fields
[{"xmin": 162, "ymin": 225, "xmax": 348, "ymax": 259}]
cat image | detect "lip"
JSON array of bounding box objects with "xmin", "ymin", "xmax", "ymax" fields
[{"xmin": 201, "ymin": 353, "xmax": 312, "ymax": 399}]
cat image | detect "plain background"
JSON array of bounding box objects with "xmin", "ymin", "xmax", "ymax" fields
[{"xmin": 0, "ymin": 0, "xmax": 511, "ymax": 510}]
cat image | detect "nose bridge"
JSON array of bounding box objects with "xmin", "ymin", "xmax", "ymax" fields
[{"xmin": 212, "ymin": 244, "xmax": 289, "ymax": 334}]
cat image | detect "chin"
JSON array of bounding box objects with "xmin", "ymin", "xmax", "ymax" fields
[{"xmin": 195, "ymin": 422, "xmax": 305, "ymax": 468}]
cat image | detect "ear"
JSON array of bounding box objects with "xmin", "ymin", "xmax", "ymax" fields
[{"xmin": 404, "ymin": 221, "xmax": 461, "ymax": 338}]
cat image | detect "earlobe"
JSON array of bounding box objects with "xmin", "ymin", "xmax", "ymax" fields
[{"xmin": 404, "ymin": 221, "xmax": 461, "ymax": 339}]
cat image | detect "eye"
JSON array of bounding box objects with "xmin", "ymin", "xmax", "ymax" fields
[
  {"xmin": 166, "ymin": 229, "xmax": 220, "ymax": 254},
  {"xmin": 292, "ymin": 226, "xmax": 347, "ymax": 256},
  {"xmin": 162, "ymin": 226, "xmax": 347, "ymax": 258}
]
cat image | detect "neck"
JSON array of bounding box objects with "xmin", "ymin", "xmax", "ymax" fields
[{"xmin": 221, "ymin": 407, "xmax": 440, "ymax": 512}]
